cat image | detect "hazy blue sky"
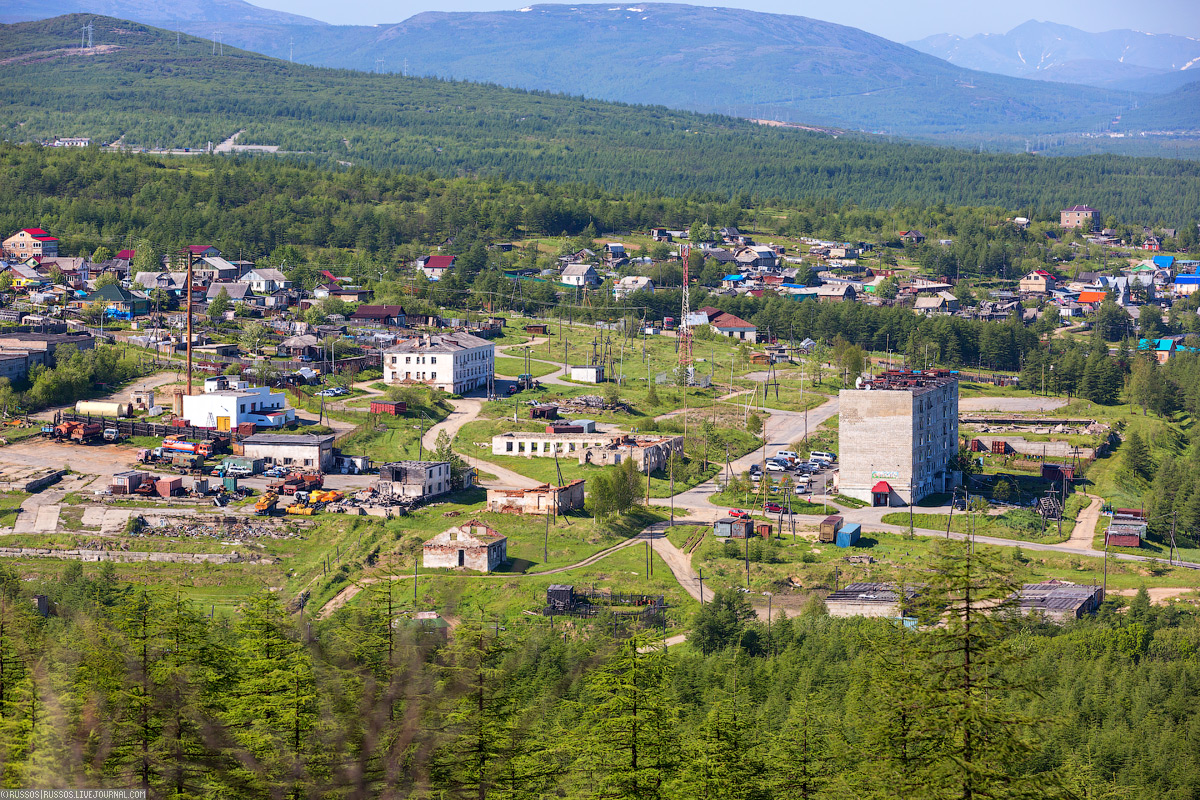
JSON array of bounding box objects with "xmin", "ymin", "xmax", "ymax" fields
[{"xmin": 251, "ymin": 0, "xmax": 1200, "ymax": 39}]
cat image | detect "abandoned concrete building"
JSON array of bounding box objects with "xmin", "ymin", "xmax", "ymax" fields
[
  {"xmin": 422, "ymin": 520, "xmax": 508, "ymax": 572},
  {"xmin": 839, "ymin": 369, "xmax": 959, "ymax": 506},
  {"xmin": 491, "ymin": 431, "xmax": 683, "ymax": 473},
  {"xmin": 486, "ymin": 480, "xmax": 586, "ymax": 515},
  {"xmin": 1010, "ymin": 580, "xmax": 1103, "ymax": 621},
  {"xmin": 824, "ymin": 582, "xmax": 921, "ymax": 619},
  {"xmin": 375, "ymin": 461, "xmax": 453, "ymax": 500}
]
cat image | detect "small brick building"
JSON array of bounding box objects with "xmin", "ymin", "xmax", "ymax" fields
[{"xmin": 422, "ymin": 520, "xmax": 508, "ymax": 572}]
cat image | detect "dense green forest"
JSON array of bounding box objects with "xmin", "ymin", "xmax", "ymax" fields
[
  {"xmin": 2, "ymin": 16, "xmax": 1200, "ymax": 221},
  {"xmin": 0, "ymin": 540, "xmax": 1195, "ymax": 797}
]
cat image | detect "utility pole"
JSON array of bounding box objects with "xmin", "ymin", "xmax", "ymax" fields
[
  {"xmin": 1171, "ymin": 510, "xmax": 1178, "ymax": 566},
  {"xmin": 545, "ymin": 507, "xmax": 550, "ymax": 564},
  {"xmin": 186, "ymin": 251, "xmax": 194, "ymax": 396}
]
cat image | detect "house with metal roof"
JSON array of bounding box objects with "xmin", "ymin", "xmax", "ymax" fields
[{"xmin": 561, "ymin": 263, "xmax": 600, "ymax": 287}]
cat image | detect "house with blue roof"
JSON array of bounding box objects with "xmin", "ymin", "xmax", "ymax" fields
[
  {"xmin": 1152, "ymin": 255, "xmax": 1175, "ymax": 270},
  {"xmin": 1173, "ymin": 274, "xmax": 1200, "ymax": 296},
  {"xmin": 722, "ymin": 274, "xmax": 746, "ymax": 289}
]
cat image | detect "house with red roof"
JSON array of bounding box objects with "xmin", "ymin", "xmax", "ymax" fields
[
  {"xmin": 116, "ymin": 249, "xmax": 136, "ymax": 261},
  {"xmin": 1019, "ymin": 270, "xmax": 1056, "ymax": 294},
  {"xmin": 3, "ymin": 228, "xmax": 58, "ymax": 260},
  {"xmin": 707, "ymin": 310, "xmax": 758, "ymax": 343},
  {"xmin": 418, "ymin": 255, "xmax": 456, "ymax": 280}
]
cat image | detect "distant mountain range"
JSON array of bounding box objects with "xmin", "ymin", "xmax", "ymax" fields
[
  {"xmin": 3, "ymin": 2, "xmax": 1197, "ymax": 141},
  {"xmin": 0, "ymin": 0, "xmax": 321, "ymax": 26},
  {"xmin": 909, "ymin": 20, "xmax": 1200, "ymax": 93}
]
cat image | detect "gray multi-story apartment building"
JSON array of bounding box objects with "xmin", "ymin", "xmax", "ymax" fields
[{"xmin": 838, "ymin": 370, "xmax": 959, "ymax": 506}]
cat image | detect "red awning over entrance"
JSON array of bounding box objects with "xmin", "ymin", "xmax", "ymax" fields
[{"xmin": 871, "ymin": 481, "xmax": 892, "ymax": 493}]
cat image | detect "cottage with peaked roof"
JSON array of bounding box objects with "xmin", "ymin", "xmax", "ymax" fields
[
  {"xmin": 899, "ymin": 230, "xmax": 925, "ymax": 244},
  {"xmin": 423, "ymin": 521, "xmax": 507, "ymax": 572},
  {"xmin": 708, "ymin": 310, "xmax": 757, "ymax": 342},
  {"xmin": 132, "ymin": 271, "xmax": 188, "ymax": 295},
  {"xmin": 3, "ymin": 263, "xmax": 46, "ymax": 288},
  {"xmin": 350, "ymin": 305, "xmax": 407, "ymax": 326},
  {"xmin": 418, "ymin": 255, "xmax": 456, "ymax": 280},
  {"xmin": 243, "ymin": 268, "xmax": 291, "ymax": 293},
  {"xmin": 205, "ymin": 282, "xmax": 260, "ymax": 306},
  {"xmin": 613, "ymin": 276, "xmax": 654, "ymax": 299},
  {"xmin": 83, "ymin": 283, "xmax": 150, "ymax": 320},
  {"xmin": 1019, "ymin": 270, "xmax": 1056, "ymax": 294},
  {"xmin": 561, "ymin": 263, "xmax": 600, "ymax": 287},
  {"xmin": 817, "ymin": 283, "xmax": 857, "ymax": 303}
]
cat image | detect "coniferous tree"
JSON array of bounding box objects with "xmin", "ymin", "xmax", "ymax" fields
[{"xmin": 568, "ymin": 635, "xmax": 680, "ymax": 800}]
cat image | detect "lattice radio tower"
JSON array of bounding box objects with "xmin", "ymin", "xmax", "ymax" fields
[{"xmin": 678, "ymin": 243, "xmax": 693, "ymax": 370}]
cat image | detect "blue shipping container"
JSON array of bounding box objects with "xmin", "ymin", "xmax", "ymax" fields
[{"xmin": 835, "ymin": 523, "xmax": 861, "ymax": 548}]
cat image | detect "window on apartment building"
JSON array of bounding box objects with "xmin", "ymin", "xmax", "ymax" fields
[
  {"xmin": 431, "ymin": 357, "xmax": 437, "ymax": 364},
  {"xmin": 431, "ymin": 372, "xmax": 437, "ymax": 380},
  {"xmin": 506, "ymin": 442, "xmax": 513, "ymax": 452},
  {"xmin": 304, "ymin": 459, "xmax": 312, "ymax": 466},
  {"xmin": 406, "ymin": 356, "xmax": 411, "ymax": 364}
]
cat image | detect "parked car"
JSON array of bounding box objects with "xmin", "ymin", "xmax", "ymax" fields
[
  {"xmin": 766, "ymin": 460, "xmax": 787, "ymax": 472},
  {"xmin": 810, "ymin": 450, "xmax": 836, "ymax": 464},
  {"xmin": 728, "ymin": 509, "xmax": 749, "ymax": 518},
  {"xmin": 764, "ymin": 502, "xmax": 783, "ymax": 514},
  {"xmin": 795, "ymin": 483, "xmax": 810, "ymax": 495}
]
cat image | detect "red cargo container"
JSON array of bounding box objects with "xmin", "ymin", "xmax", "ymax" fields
[
  {"xmin": 1106, "ymin": 532, "xmax": 1141, "ymax": 548},
  {"xmin": 172, "ymin": 419, "xmax": 190, "ymax": 428},
  {"xmin": 370, "ymin": 400, "xmax": 407, "ymax": 416},
  {"xmin": 156, "ymin": 477, "xmax": 183, "ymax": 498},
  {"xmin": 237, "ymin": 422, "xmax": 257, "ymax": 436}
]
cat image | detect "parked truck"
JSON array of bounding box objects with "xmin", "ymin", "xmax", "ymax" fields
[
  {"xmin": 161, "ymin": 438, "xmax": 214, "ymax": 458},
  {"xmin": 49, "ymin": 421, "xmax": 104, "ymax": 444},
  {"xmin": 102, "ymin": 427, "xmax": 122, "ymax": 443},
  {"xmin": 168, "ymin": 452, "xmax": 204, "ymax": 472},
  {"xmin": 270, "ymin": 472, "xmax": 324, "ymax": 496}
]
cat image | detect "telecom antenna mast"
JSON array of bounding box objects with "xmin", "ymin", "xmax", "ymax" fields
[{"xmin": 678, "ymin": 243, "xmax": 693, "ymax": 373}]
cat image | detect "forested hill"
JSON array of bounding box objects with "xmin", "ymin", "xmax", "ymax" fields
[{"xmin": 3, "ymin": 14, "xmax": 1200, "ymax": 223}]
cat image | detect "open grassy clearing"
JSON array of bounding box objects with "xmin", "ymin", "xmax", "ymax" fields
[
  {"xmin": 693, "ymin": 526, "xmax": 1200, "ymax": 605},
  {"xmin": 881, "ymin": 492, "xmax": 1090, "ymax": 544},
  {"xmin": 492, "ymin": 356, "xmax": 561, "ymax": 378}
]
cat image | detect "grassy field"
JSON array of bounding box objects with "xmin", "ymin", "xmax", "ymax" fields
[
  {"xmin": 0, "ymin": 492, "xmax": 26, "ymax": 529},
  {"xmin": 881, "ymin": 492, "xmax": 1090, "ymax": 544},
  {"xmin": 691, "ymin": 524, "xmax": 1200, "ymax": 609},
  {"xmin": 492, "ymin": 357, "xmax": 561, "ymax": 379}
]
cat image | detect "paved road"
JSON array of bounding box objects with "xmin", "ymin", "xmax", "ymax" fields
[{"xmin": 651, "ymin": 396, "xmax": 840, "ymax": 520}]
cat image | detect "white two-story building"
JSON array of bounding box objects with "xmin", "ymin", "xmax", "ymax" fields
[{"xmin": 384, "ymin": 333, "xmax": 494, "ymax": 395}]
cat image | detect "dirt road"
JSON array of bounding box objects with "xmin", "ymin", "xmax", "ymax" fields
[{"xmin": 423, "ymin": 396, "xmax": 539, "ymax": 489}]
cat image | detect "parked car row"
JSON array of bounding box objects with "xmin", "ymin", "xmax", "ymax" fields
[{"xmin": 315, "ymin": 386, "xmax": 349, "ymax": 397}]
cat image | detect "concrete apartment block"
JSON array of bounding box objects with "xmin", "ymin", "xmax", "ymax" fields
[{"xmin": 839, "ymin": 370, "xmax": 959, "ymax": 506}]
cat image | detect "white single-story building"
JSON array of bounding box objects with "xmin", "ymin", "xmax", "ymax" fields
[
  {"xmin": 181, "ymin": 377, "xmax": 295, "ymax": 430},
  {"xmin": 240, "ymin": 433, "xmax": 335, "ymax": 472}
]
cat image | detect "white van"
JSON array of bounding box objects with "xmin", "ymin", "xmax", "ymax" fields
[
  {"xmin": 810, "ymin": 450, "xmax": 836, "ymax": 464},
  {"xmin": 775, "ymin": 451, "xmax": 798, "ymax": 463}
]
